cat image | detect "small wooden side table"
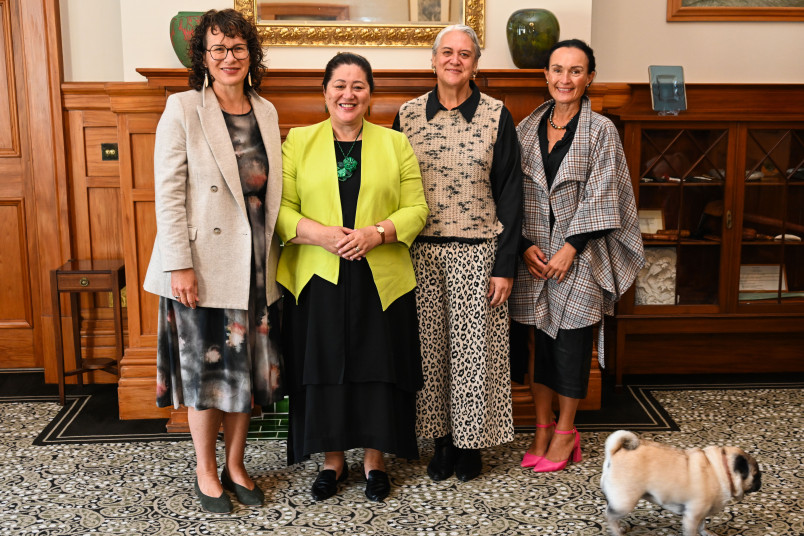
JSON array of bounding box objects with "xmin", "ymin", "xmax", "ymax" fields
[{"xmin": 51, "ymin": 259, "xmax": 125, "ymax": 405}]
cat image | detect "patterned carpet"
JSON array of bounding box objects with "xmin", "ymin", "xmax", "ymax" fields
[{"xmin": 1, "ymin": 376, "xmax": 802, "ymax": 535}]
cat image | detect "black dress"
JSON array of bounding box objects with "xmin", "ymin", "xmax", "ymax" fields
[
  {"xmin": 155, "ymin": 109, "xmax": 283, "ymax": 413},
  {"xmin": 282, "ymin": 140, "xmax": 422, "ymax": 465}
]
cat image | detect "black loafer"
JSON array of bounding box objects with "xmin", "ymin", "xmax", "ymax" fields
[
  {"xmin": 221, "ymin": 465, "xmax": 264, "ymax": 506},
  {"xmin": 311, "ymin": 463, "xmax": 348, "ymax": 501},
  {"xmin": 427, "ymin": 434, "xmax": 457, "ymax": 481},
  {"xmin": 454, "ymin": 448, "xmax": 482, "ymax": 482},
  {"xmin": 365, "ymin": 470, "xmax": 391, "ymax": 502},
  {"xmin": 194, "ymin": 477, "xmax": 233, "ymax": 513}
]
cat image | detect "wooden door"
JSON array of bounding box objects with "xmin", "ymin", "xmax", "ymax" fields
[{"xmin": 0, "ymin": 0, "xmax": 70, "ymax": 376}]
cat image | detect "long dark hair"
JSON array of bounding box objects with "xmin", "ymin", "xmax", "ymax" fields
[
  {"xmin": 322, "ymin": 52, "xmax": 375, "ymax": 93},
  {"xmin": 188, "ymin": 9, "xmax": 265, "ymax": 92}
]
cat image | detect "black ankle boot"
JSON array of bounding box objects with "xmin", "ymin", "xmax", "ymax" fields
[
  {"xmin": 427, "ymin": 434, "xmax": 457, "ymax": 481},
  {"xmin": 454, "ymin": 448, "xmax": 482, "ymax": 482}
]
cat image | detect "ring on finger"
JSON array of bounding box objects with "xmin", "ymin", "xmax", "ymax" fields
[{"xmin": 355, "ymin": 246, "xmax": 360, "ymax": 252}]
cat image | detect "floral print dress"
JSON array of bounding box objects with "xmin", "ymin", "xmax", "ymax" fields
[{"xmin": 155, "ymin": 108, "xmax": 283, "ymax": 413}]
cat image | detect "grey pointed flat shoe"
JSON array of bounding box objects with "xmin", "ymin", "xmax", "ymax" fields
[
  {"xmin": 194, "ymin": 477, "xmax": 233, "ymax": 513},
  {"xmin": 221, "ymin": 465, "xmax": 264, "ymax": 506}
]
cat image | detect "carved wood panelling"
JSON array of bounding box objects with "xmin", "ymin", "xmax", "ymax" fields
[
  {"xmin": 0, "ymin": 199, "xmax": 31, "ymax": 327},
  {"xmin": 84, "ymin": 126, "xmax": 119, "ymax": 177},
  {"xmin": 0, "ymin": 0, "xmax": 20, "ymax": 157}
]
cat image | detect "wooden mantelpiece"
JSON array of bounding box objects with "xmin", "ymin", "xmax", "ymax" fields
[{"xmin": 62, "ymin": 69, "xmax": 632, "ymax": 422}]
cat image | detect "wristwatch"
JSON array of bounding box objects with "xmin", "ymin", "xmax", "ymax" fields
[{"xmin": 375, "ymin": 224, "xmax": 385, "ymax": 244}]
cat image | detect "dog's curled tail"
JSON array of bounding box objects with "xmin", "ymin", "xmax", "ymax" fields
[{"xmin": 604, "ymin": 430, "xmax": 640, "ymax": 459}]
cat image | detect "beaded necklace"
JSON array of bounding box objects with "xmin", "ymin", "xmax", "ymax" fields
[
  {"xmin": 334, "ymin": 125, "xmax": 363, "ymax": 181},
  {"xmin": 548, "ymin": 106, "xmax": 567, "ymax": 130}
]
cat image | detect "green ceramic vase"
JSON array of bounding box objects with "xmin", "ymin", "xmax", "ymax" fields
[
  {"xmin": 506, "ymin": 9, "xmax": 560, "ymax": 69},
  {"xmin": 169, "ymin": 11, "xmax": 204, "ymax": 68}
]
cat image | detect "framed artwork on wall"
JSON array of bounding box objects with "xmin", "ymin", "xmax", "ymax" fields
[
  {"xmin": 667, "ymin": 0, "xmax": 804, "ymax": 21},
  {"xmin": 410, "ymin": 0, "xmax": 451, "ymax": 22}
]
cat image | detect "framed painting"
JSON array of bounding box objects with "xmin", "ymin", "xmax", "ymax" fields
[
  {"xmin": 410, "ymin": 0, "xmax": 451, "ymax": 22},
  {"xmin": 667, "ymin": 0, "xmax": 804, "ymax": 21}
]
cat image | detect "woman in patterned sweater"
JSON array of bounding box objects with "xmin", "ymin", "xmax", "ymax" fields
[
  {"xmin": 510, "ymin": 40, "xmax": 644, "ymax": 473},
  {"xmin": 393, "ymin": 25, "xmax": 523, "ymax": 483}
]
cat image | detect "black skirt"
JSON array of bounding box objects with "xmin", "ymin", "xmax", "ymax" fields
[{"xmin": 282, "ymin": 141, "xmax": 422, "ymax": 465}]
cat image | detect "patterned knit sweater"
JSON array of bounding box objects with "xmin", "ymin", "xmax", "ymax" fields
[{"xmin": 397, "ymin": 92, "xmax": 504, "ymax": 239}]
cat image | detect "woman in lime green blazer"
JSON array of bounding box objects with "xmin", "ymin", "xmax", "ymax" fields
[{"xmin": 276, "ymin": 53, "xmax": 428, "ymax": 503}]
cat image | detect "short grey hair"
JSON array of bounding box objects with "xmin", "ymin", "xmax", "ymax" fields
[{"xmin": 431, "ymin": 24, "xmax": 481, "ymax": 59}]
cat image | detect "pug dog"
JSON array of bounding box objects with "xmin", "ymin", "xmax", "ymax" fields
[{"xmin": 600, "ymin": 430, "xmax": 761, "ymax": 536}]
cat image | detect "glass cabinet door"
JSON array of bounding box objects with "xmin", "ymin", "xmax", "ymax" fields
[
  {"xmin": 634, "ymin": 128, "xmax": 728, "ymax": 307},
  {"xmin": 738, "ymin": 127, "xmax": 804, "ymax": 306}
]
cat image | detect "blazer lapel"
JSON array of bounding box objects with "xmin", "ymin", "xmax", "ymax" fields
[
  {"xmin": 309, "ymin": 119, "xmax": 344, "ymax": 225},
  {"xmin": 521, "ymin": 103, "xmax": 550, "ymax": 193},
  {"xmin": 551, "ymin": 97, "xmax": 591, "ymax": 192},
  {"xmin": 250, "ymin": 90, "xmax": 282, "ymax": 235},
  {"xmin": 197, "ymin": 86, "xmax": 247, "ymax": 220}
]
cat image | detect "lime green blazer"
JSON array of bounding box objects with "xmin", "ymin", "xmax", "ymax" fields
[{"xmin": 276, "ymin": 119, "xmax": 428, "ymax": 310}]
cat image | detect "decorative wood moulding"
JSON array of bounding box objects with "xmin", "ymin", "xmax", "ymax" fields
[
  {"xmin": 616, "ymin": 83, "xmax": 804, "ymax": 122},
  {"xmin": 0, "ymin": 0, "xmax": 20, "ymax": 157},
  {"xmin": 234, "ymin": 0, "xmax": 485, "ymax": 47}
]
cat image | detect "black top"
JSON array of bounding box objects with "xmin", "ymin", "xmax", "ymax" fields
[{"xmin": 393, "ymin": 81, "xmax": 523, "ymax": 278}]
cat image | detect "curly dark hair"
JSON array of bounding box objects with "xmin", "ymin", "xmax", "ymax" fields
[{"xmin": 188, "ymin": 9, "xmax": 265, "ymax": 92}]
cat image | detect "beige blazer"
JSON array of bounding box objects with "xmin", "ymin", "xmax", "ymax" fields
[{"xmin": 143, "ymin": 87, "xmax": 283, "ymax": 309}]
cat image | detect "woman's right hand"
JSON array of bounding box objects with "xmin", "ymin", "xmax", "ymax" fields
[
  {"xmin": 317, "ymin": 226, "xmax": 353, "ymax": 255},
  {"xmin": 523, "ymin": 245, "xmax": 548, "ymax": 280},
  {"xmin": 291, "ymin": 218, "xmax": 353, "ymax": 255},
  {"xmin": 171, "ymin": 268, "xmax": 198, "ymax": 309}
]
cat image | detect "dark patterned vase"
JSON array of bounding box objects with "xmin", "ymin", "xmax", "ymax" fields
[
  {"xmin": 169, "ymin": 11, "xmax": 204, "ymax": 68},
  {"xmin": 506, "ymin": 9, "xmax": 560, "ymax": 69}
]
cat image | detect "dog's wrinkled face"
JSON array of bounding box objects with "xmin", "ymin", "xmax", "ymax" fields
[{"xmin": 732, "ymin": 450, "xmax": 762, "ymax": 497}]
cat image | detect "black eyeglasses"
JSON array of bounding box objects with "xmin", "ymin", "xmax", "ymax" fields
[{"xmin": 207, "ymin": 44, "xmax": 249, "ymax": 61}]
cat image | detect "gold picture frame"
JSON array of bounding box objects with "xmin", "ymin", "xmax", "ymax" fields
[
  {"xmin": 638, "ymin": 209, "xmax": 666, "ymax": 234},
  {"xmin": 236, "ymin": 0, "xmax": 485, "ymax": 47},
  {"xmin": 667, "ymin": 0, "xmax": 804, "ymax": 22}
]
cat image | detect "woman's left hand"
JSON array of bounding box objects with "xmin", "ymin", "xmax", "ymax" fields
[
  {"xmin": 337, "ymin": 226, "xmax": 382, "ymax": 261},
  {"xmin": 544, "ymin": 243, "xmax": 577, "ymax": 283},
  {"xmin": 487, "ymin": 277, "xmax": 513, "ymax": 308}
]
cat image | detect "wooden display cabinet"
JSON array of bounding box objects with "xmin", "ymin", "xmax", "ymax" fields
[{"xmin": 611, "ymin": 85, "xmax": 804, "ymax": 385}]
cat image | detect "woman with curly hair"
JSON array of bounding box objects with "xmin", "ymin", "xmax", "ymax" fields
[{"xmin": 143, "ymin": 8, "xmax": 283, "ymax": 513}]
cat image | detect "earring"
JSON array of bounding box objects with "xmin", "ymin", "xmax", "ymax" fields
[
  {"xmin": 204, "ymin": 70, "xmax": 209, "ymax": 88},
  {"xmin": 324, "ymin": 103, "xmax": 328, "ymax": 113},
  {"xmin": 432, "ymin": 67, "xmax": 436, "ymax": 74},
  {"xmin": 473, "ymin": 71, "xmax": 477, "ymax": 79},
  {"xmin": 248, "ymin": 71, "xmax": 253, "ymax": 87}
]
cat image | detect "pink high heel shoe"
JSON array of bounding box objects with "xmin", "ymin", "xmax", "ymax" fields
[
  {"xmin": 520, "ymin": 422, "xmax": 556, "ymax": 468},
  {"xmin": 532, "ymin": 427, "xmax": 582, "ymax": 473}
]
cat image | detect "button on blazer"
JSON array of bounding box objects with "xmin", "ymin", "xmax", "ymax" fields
[{"xmin": 143, "ymin": 87, "xmax": 283, "ymax": 309}]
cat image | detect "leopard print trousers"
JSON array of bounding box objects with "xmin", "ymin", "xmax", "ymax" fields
[{"xmin": 410, "ymin": 240, "xmax": 515, "ymax": 449}]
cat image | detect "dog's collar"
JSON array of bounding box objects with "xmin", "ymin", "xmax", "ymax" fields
[{"xmin": 721, "ymin": 448, "xmax": 737, "ymax": 497}]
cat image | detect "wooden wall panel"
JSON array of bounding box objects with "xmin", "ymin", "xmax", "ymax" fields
[
  {"xmin": 0, "ymin": 200, "xmax": 31, "ymax": 326},
  {"xmin": 130, "ymin": 133, "xmax": 155, "ymax": 191},
  {"xmin": 87, "ymin": 187, "xmax": 123, "ymax": 260},
  {"xmin": 0, "ymin": 0, "xmax": 19, "ymax": 156},
  {"xmin": 84, "ymin": 126, "xmax": 119, "ymax": 177},
  {"xmin": 133, "ymin": 202, "xmax": 158, "ymax": 339}
]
